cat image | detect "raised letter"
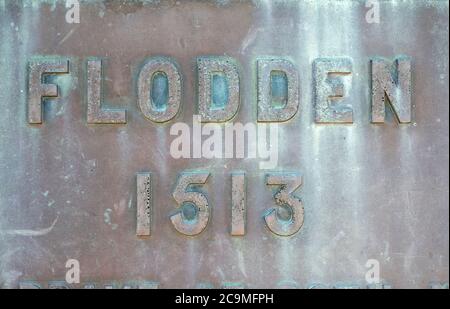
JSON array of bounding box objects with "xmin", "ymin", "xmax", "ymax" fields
[
  {"xmin": 231, "ymin": 171, "xmax": 246, "ymax": 236},
  {"xmin": 87, "ymin": 59, "xmax": 126, "ymax": 124},
  {"xmin": 197, "ymin": 57, "xmax": 240, "ymax": 122},
  {"xmin": 313, "ymin": 58, "xmax": 353, "ymax": 123},
  {"xmin": 136, "ymin": 172, "xmax": 152, "ymax": 236},
  {"xmin": 138, "ymin": 57, "xmax": 181, "ymax": 123},
  {"xmin": 171, "ymin": 172, "xmax": 210, "ymax": 236},
  {"xmin": 264, "ymin": 172, "xmax": 304, "ymax": 236},
  {"xmin": 257, "ymin": 58, "xmax": 299, "ymax": 122},
  {"xmin": 371, "ymin": 56, "xmax": 412, "ymax": 123},
  {"xmin": 28, "ymin": 59, "xmax": 69, "ymax": 124}
]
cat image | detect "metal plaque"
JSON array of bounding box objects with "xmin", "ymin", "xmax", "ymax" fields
[{"xmin": 0, "ymin": 0, "xmax": 448, "ymax": 289}]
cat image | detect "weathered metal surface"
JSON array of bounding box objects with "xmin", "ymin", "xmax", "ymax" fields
[{"xmin": 0, "ymin": 0, "xmax": 448, "ymax": 289}]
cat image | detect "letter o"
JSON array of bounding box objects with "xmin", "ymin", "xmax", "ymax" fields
[{"xmin": 138, "ymin": 57, "xmax": 182, "ymax": 123}]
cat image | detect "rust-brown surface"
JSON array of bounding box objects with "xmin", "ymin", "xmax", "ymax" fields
[{"xmin": 0, "ymin": 0, "xmax": 448, "ymax": 288}]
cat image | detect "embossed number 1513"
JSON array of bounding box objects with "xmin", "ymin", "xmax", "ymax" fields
[{"xmin": 136, "ymin": 171, "xmax": 304, "ymax": 237}]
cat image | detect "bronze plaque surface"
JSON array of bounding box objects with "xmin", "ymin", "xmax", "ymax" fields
[{"xmin": 0, "ymin": 0, "xmax": 448, "ymax": 289}]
